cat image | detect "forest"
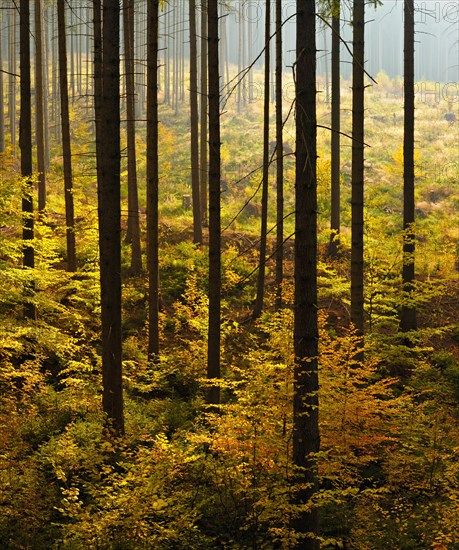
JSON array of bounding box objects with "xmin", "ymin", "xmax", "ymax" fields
[{"xmin": 0, "ymin": 0, "xmax": 458, "ymax": 548}]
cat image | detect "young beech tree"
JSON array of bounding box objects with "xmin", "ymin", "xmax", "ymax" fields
[
  {"xmin": 293, "ymin": 0, "xmax": 320, "ymax": 547},
  {"xmin": 95, "ymin": 0, "xmax": 124, "ymax": 434},
  {"xmin": 207, "ymin": 0, "xmax": 221, "ymax": 405}
]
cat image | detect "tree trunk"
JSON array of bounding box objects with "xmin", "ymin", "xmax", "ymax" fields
[
  {"xmin": 9, "ymin": 8, "xmax": 16, "ymax": 154},
  {"xmin": 20, "ymin": 0, "xmax": 35, "ymax": 319},
  {"xmin": 253, "ymin": 0, "xmax": 270, "ymax": 320},
  {"xmin": 123, "ymin": 0, "xmax": 142, "ymax": 274},
  {"xmin": 292, "ymin": 0, "xmax": 319, "ymax": 547},
  {"xmin": 95, "ymin": 0, "xmax": 124, "ymax": 435},
  {"xmin": 207, "ymin": 0, "xmax": 221, "ymax": 406},
  {"xmin": 146, "ymin": 0, "xmax": 160, "ymax": 362},
  {"xmin": 57, "ymin": 0, "xmax": 77, "ymax": 272},
  {"xmin": 200, "ymin": 0, "xmax": 208, "ymax": 224},
  {"xmin": 0, "ymin": 18, "xmax": 4, "ymax": 153},
  {"xmin": 351, "ymin": 0, "xmax": 365, "ymax": 342},
  {"xmin": 329, "ymin": 4, "xmax": 341, "ymax": 257},
  {"xmin": 275, "ymin": 0, "xmax": 283, "ymax": 310},
  {"xmin": 400, "ymin": 0, "xmax": 417, "ymax": 334},
  {"xmin": 35, "ymin": 0, "xmax": 46, "ymax": 213},
  {"xmin": 189, "ymin": 0, "xmax": 202, "ymax": 244}
]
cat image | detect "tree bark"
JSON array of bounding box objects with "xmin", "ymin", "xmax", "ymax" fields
[
  {"xmin": 329, "ymin": 4, "xmax": 341, "ymax": 257},
  {"xmin": 293, "ymin": 0, "xmax": 319, "ymax": 547},
  {"xmin": 400, "ymin": 0, "xmax": 417, "ymax": 334},
  {"xmin": 146, "ymin": 0, "xmax": 160, "ymax": 362},
  {"xmin": 57, "ymin": 0, "xmax": 77, "ymax": 272},
  {"xmin": 20, "ymin": 0, "xmax": 35, "ymax": 319},
  {"xmin": 9, "ymin": 8, "xmax": 16, "ymax": 154},
  {"xmin": 351, "ymin": 0, "xmax": 365, "ymax": 342},
  {"xmin": 275, "ymin": 0, "xmax": 283, "ymax": 310},
  {"xmin": 200, "ymin": 0, "xmax": 208, "ymax": 224},
  {"xmin": 123, "ymin": 0, "xmax": 142, "ymax": 274},
  {"xmin": 206, "ymin": 0, "xmax": 221, "ymax": 406},
  {"xmin": 0, "ymin": 18, "xmax": 4, "ymax": 153},
  {"xmin": 95, "ymin": 0, "xmax": 124, "ymax": 435},
  {"xmin": 189, "ymin": 0, "xmax": 202, "ymax": 244},
  {"xmin": 253, "ymin": 0, "xmax": 270, "ymax": 319}
]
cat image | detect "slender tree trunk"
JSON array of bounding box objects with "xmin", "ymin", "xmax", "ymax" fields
[
  {"xmin": 329, "ymin": 4, "xmax": 341, "ymax": 257},
  {"xmin": 57, "ymin": 0, "xmax": 77, "ymax": 272},
  {"xmin": 43, "ymin": 5, "xmax": 50, "ymax": 171},
  {"xmin": 275, "ymin": 0, "xmax": 283, "ymax": 310},
  {"xmin": 351, "ymin": 0, "xmax": 365, "ymax": 341},
  {"xmin": 20, "ymin": 0, "xmax": 35, "ymax": 319},
  {"xmin": 146, "ymin": 0, "xmax": 160, "ymax": 362},
  {"xmin": 189, "ymin": 0, "xmax": 202, "ymax": 244},
  {"xmin": 292, "ymin": 0, "xmax": 319, "ymax": 547},
  {"xmin": 207, "ymin": 0, "xmax": 221, "ymax": 406},
  {"xmin": 95, "ymin": 0, "xmax": 124, "ymax": 435},
  {"xmin": 9, "ymin": 8, "xmax": 16, "ymax": 154},
  {"xmin": 0, "ymin": 17, "xmax": 4, "ymax": 153},
  {"xmin": 200, "ymin": 0, "xmax": 208, "ymax": 224},
  {"xmin": 35, "ymin": 0, "xmax": 46, "ymax": 213},
  {"xmin": 253, "ymin": 0, "xmax": 270, "ymax": 319},
  {"xmin": 123, "ymin": 0, "xmax": 142, "ymax": 274},
  {"xmin": 400, "ymin": 0, "xmax": 416, "ymax": 334}
]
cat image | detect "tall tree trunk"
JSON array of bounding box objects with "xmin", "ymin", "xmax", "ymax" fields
[
  {"xmin": 329, "ymin": 3, "xmax": 341, "ymax": 257},
  {"xmin": 9, "ymin": 8, "xmax": 16, "ymax": 154},
  {"xmin": 253, "ymin": 0, "xmax": 270, "ymax": 319},
  {"xmin": 275, "ymin": 0, "xmax": 283, "ymax": 310},
  {"xmin": 207, "ymin": 0, "xmax": 221, "ymax": 406},
  {"xmin": 43, "ymin": 5, "xmax": 51, "ymax": 171},
  {"xmin": 35, "ymin": 0, "xmax": 47, "ymax": 213},
  {"xmin": 200, "ymin": 0, "xmax": 208, "ymax": 224},
  {"xmin": 0, "ymin": 17, "xmax": 4, "ymax": 153},
  {"xmin": 351, "ymin": 0, "xmax": 365, "ymax": 342},
  {"xmin": 400, "ymin": 0, "xmax": 416, "ymax": 334},
  {"xmin": 95, "ymin": 0, "xmax": 124, "ymax": 435},
  {"xmin": 293, "ymin": 0, "xmax": 319, "ymax": 547},
  {"xmin": 20, "ymin": 0, "xmax": 35, "ymax": 319},
  {"xmin": 146, "ymin": 0, "xmax": 160, "ymax": 362},
  {"xmin": 123, "ymin": 0, "xmax": 142, "ymax": 274},
  {"xmin": 57, "ymin": 0, "xmax": 77, "ymax": 272},
  {"xmin": 189, "ymin": 0, "xmax": 202, "ymax": 244}
]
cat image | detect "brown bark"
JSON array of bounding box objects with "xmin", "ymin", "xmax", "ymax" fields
[
  {"xmin": 292, "ymin": 0, "xmax": 319, "ymax": 547},
  {"xmin": 189, "ymin": 0, "xmax": 202, "ymax": 244},
  {"xmin": 57, "ymin": 0, "xmax": 77, "ymax": 272},
  {"xmin": 95, "ymin": 0, "xmax": 124, "ymax": 435},
  {"xmin": 275, "ymin": 0, "xmax": 283, "ymax": 310},
  {"xmin": 351, "ymin": 0, "xmax": 365, "ymax": 342},
  {"xmin": 123, "ymin": 0, "xmax": 142, "ymax": 274},
  {"xmin": 20, "ymin": 0, "xmax": 35, "ymax": 320},
  {"xmin": 200, "ymin": 0, "xmax": 208, "ymax": 224},
  {"xmin": 146, "ymin": 0, "xmax": 160, "ymax": 362},
  {"xmin": 253, "ymin": 0, "xmax": 270, "ymax": 319},
  {"xmin": 206, "ymin": 0, "xmax": 221, "ymax": 406},
  {"xmin": 329, "ymin": 5, "xmax": 341, "ymax": 257},
  {"xmin": 400, "ymin": 0, "xmax": 417, "ymax": 334}
]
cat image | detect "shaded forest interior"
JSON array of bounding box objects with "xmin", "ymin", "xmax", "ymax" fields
[{"xmin": 0, "ymin": 0, "xmax": 458, "ymax": 548}]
